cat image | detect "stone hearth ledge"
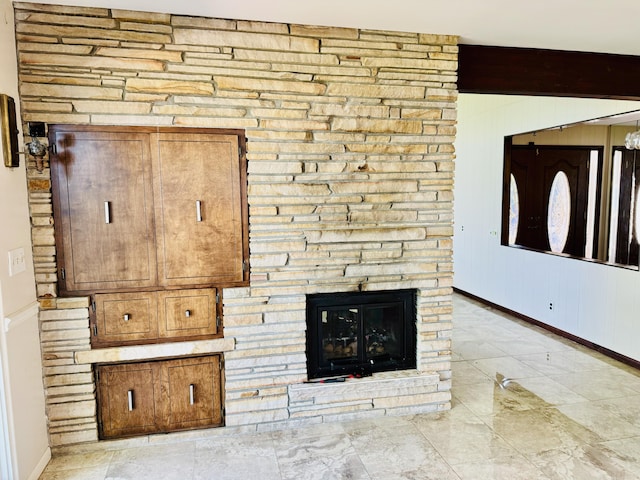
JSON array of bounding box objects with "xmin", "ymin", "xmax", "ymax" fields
[{"xmin": 74, "ymin": 337, "xmax": 236, "ymax": 364}]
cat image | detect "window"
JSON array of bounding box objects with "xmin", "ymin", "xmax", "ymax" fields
[{"xmin": 502, "ymin": 110, "xmax": 640, "ymax": 269}]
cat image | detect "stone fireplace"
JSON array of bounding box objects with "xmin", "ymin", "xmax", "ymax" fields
[
  {"xmin": 306, "ymin": 289, "xmax": 417, "ymax": 379},
  {"xmin": 15, "ymin": 2, "xmax": 456, "ymax": 447}
]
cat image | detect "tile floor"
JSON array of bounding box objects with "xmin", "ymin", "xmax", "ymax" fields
[{"xmin": 39, "ymin": 294, "xmax": 640, "ymax": 479}]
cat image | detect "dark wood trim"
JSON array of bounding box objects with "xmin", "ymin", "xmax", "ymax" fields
[
  {"xmin": 458, "ymin": 44, "xmax": 640, "ymax": 100},
  {"xmin": 454, "ymin": 287, "xmax": 640, "ymax": 372},
  {"xmin": 500, "ymin": 136, "xmax": 512, "ymax": 246}
]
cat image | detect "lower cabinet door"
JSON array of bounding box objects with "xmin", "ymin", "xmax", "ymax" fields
[
  {"xmin": 96, "ymin": 355, "xmax": 223, "ymax": 439},
  {"xmin": 96, "ymin": 362, "xmax": 160, "ymax": 439},
  {"xmin": 161, "ymin": 356, "xmax": 223, "ymax": 431}
]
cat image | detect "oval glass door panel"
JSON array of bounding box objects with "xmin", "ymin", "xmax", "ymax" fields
[
  {"xmin": 547, "ymin": 171, "xmax": 571, "ymax": 253},
  {"xmin": 509, "ymin": 174, "xmax": 519, "ymax": 245},
  {"xmin": 636, "ymin": 188, "xmax": 640, "ymax": 246}
]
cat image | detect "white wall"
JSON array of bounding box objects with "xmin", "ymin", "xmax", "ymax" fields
[
  {"xmin": 454, "ymin": 93, "xmax": 640, "ymax": 361},
  {"xmin": 0, "ymin": 0, "xmax": 50, "ymax": 478}
]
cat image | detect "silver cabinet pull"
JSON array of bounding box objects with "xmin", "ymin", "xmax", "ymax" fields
[
  {"xmin": 196, "ymin": 200, "xmax": 202, "ymax": 222},
  {"xmin": 123, "ymin": 313, "xmax": 130, "ymax": 322},
  {"xmin": 104, "ymin": 201, "xmax": 111, "ymax": 224},
  {"xmin": 189, "ymin": 384, "xmax": 195, "ymax": 405},
  {"xmin": 127, "ymin": 390, "xmax": 134, "ymax": 411},
  {"xmin": 185, "ymin": 310, "xmax": 191, "ymax": 317}
]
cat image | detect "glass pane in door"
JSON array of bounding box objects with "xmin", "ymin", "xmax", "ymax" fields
[
  {"xmin": 320, "ymin": 307, "xmax": 359, "ymax": 364},
  {"xmin": 364, "ymin": 304, "xmax": 405, "ymax": 364}
]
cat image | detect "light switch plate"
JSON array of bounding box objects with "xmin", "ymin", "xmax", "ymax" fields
[{"xmin": 8, "ymin": 247, "xmax": 26, "ymax": 276}]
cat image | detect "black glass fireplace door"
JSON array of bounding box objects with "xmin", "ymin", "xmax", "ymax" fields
[{"xmin": 306, "ymin": 289, "xmax": 416, "ymax": 379}]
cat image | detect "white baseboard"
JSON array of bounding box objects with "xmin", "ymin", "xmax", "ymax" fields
[{"xmin": 26, "ymin": 447, "xmax": 51, "ymax": 480}]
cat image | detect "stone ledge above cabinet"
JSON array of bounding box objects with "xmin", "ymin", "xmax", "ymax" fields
[{"xmin": 75, "ymin": 337, "xmax": 236, "ymax": 365}]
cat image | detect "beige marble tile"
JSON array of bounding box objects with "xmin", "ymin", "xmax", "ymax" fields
[
  {"xmin": 39, "ymin": 450, "xmax": 113, "ymax": 472},
  {"xmin": 342, "ymin": 412, "xmax": 418, "ymax": 439},
  {"xmin": 490, "ymin": 338, "xmax": 554, "ymax": 356},
  {"xmin": 549, "ymin": 370, "xmax": 640, "ymax": 401},
  {"xmin": 557, "ymin": 349, "xmax": 623, "ymax": 372},
  {"xmin": 514, "ymin": 376, "xmax": 589, "ymax": 406},
  {"xmin": 592, "ymin": 395, "xmax": 640, "ymax": 428},
  {"xmin": 514, "ymin": 351, "xmax": 580, "ymax": 376},
  {"xmin": 108, "ymin": 440, "xmax": 195, "ymax": 464},
  {"xmin": 555, "ymin": 401, "xmax": 640, "ymax": 441},
  {"xmin": 270, "ymin": 419, "xmax": 346, "ymax": 442},
  {"xmin": 471, "ymin": 356, "xmax": 547, "ymax": 380},
  {"xmin": 453, "ymin": 377, "xmax": 546, "ymax": 416},
  {"xmin": 480, "ymin": 408, "xmax": 597, "ymax": 455},
  {"xmin": 39, "ymin": 464, "xmax": 110, "ymax": 480},
  {"xmin": 351, "ymin": 426, "xmax": 458, "ymax": 479},
  {"xmin": 451, "ymin": 454, "xmax": 550, "ymax": 480},
  {"xmin": 451, "ymin": 360, "xmax": 493, "ymax": 385},
  {"xmin": 600, "ymin": 436, "xmax": 640, "ymax": 475},
  {"xmin": 604, "ymin": 368, "xmax": 640, "ymax": 394},
  {"xmin": 194, "ymin": 434, "xmax": 280, "ymax": 480},
  {"xmin": 451, "ymin": 340, "xmax": 509, "ymax": 361},
  {"xmin": 107, "ymin": 441, "xmax": 196, "ymax": 480},
  {"xmin": 413, "ymin": 404, "xmax": 519, "ymax": 465},
  {"xmin": 528, "ymin": 444, "xmax": 637, "ymax": 479},
  {"xmin": 276, "ymin": 433, "xmax": 371, "ymax": 480}
]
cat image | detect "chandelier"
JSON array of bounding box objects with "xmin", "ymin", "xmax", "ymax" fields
[{"xmin": 626, "ymin": 129, "xmax": 640, "ymax": 150}]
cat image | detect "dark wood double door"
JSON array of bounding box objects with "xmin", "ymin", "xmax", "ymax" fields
[{"xmin": 508, "ymin": 145, "xmax": 601, "ymax": 257}]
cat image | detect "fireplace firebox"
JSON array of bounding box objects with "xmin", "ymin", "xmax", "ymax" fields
[{"xmin": 306, "ymin": 289, "xmax": 417, "ymax": 379}]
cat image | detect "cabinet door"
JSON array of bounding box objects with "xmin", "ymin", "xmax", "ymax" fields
[
  {"xmin": 151, "ymin": 132, "xmax": 246, "ymax": 287},
  {"xmin": 51, "ymin": 127, "xmax": 157, "ymax": 293},
  {"xmin": 92, "ymin": 292, "xmax": 158, "ymax": 347},
  {"xmin": 96, "ymin": 362, "xmax": 160, "ymax": 439},
  {"xmin": 157, "ymin": 288, "xmax": 219, "ymax": 339},
  {"xmin": 160, "ymin": 356, "xmax": 223, "ymax": 431}
]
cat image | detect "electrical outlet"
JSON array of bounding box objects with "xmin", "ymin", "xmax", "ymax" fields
[
  {"xmin": 549, "ymin": 302, "xmax": 554, "ymax": 311},
  {"xmin": 8, "ymin": 247, "xmax": 26, "ymax": 276}
]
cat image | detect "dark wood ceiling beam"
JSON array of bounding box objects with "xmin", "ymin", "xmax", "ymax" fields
[{"xmin": 458, "ymin": 44, "xmax": 640, "ymax": 100}]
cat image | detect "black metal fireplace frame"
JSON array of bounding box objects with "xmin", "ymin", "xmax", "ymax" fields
[{"xmin": 306, "ymin": 289, "xmax": 417, "ymax": 379}]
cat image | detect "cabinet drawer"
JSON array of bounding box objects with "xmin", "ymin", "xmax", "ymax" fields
[
  {"xmin": 92, "ymin": 288, "xmax": 221, "ymax": 347},
  {"xmin": 92, "ymin": 292, "xmax": 158, "ymax": 347},
  {"xmin": 158, "ymin": 288, "xmax": 218, "ymax": 339}
]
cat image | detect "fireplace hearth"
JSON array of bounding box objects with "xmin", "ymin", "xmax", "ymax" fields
[{"xmin": 306, "ymin": 289, "xmax": 417, "ymax": 379}]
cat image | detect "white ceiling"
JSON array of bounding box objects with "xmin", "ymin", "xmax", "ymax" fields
[{"xmin": 30, "ymin": 0, "xmax": 640, "ymax": 56}]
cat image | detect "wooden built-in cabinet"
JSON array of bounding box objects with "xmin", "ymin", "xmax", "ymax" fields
[
  {"xmin": 96, "ymin": 355, "xmax": 223, "ymax": 439},
  {"xmin": 50, "ymin": 125, "xmax": 240, "ymax": 438},
  {"xmin": 90, "ymin": 288, "xmax": 221, "ymax": 347},
  {"xmin": 50, "ymin": 125, "xmax": 249, "ymax": 295}
]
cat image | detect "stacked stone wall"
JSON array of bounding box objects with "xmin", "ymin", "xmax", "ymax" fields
[{"xmin": 15, "ymin": 2, "xmax": 457, "ymax": 446}]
